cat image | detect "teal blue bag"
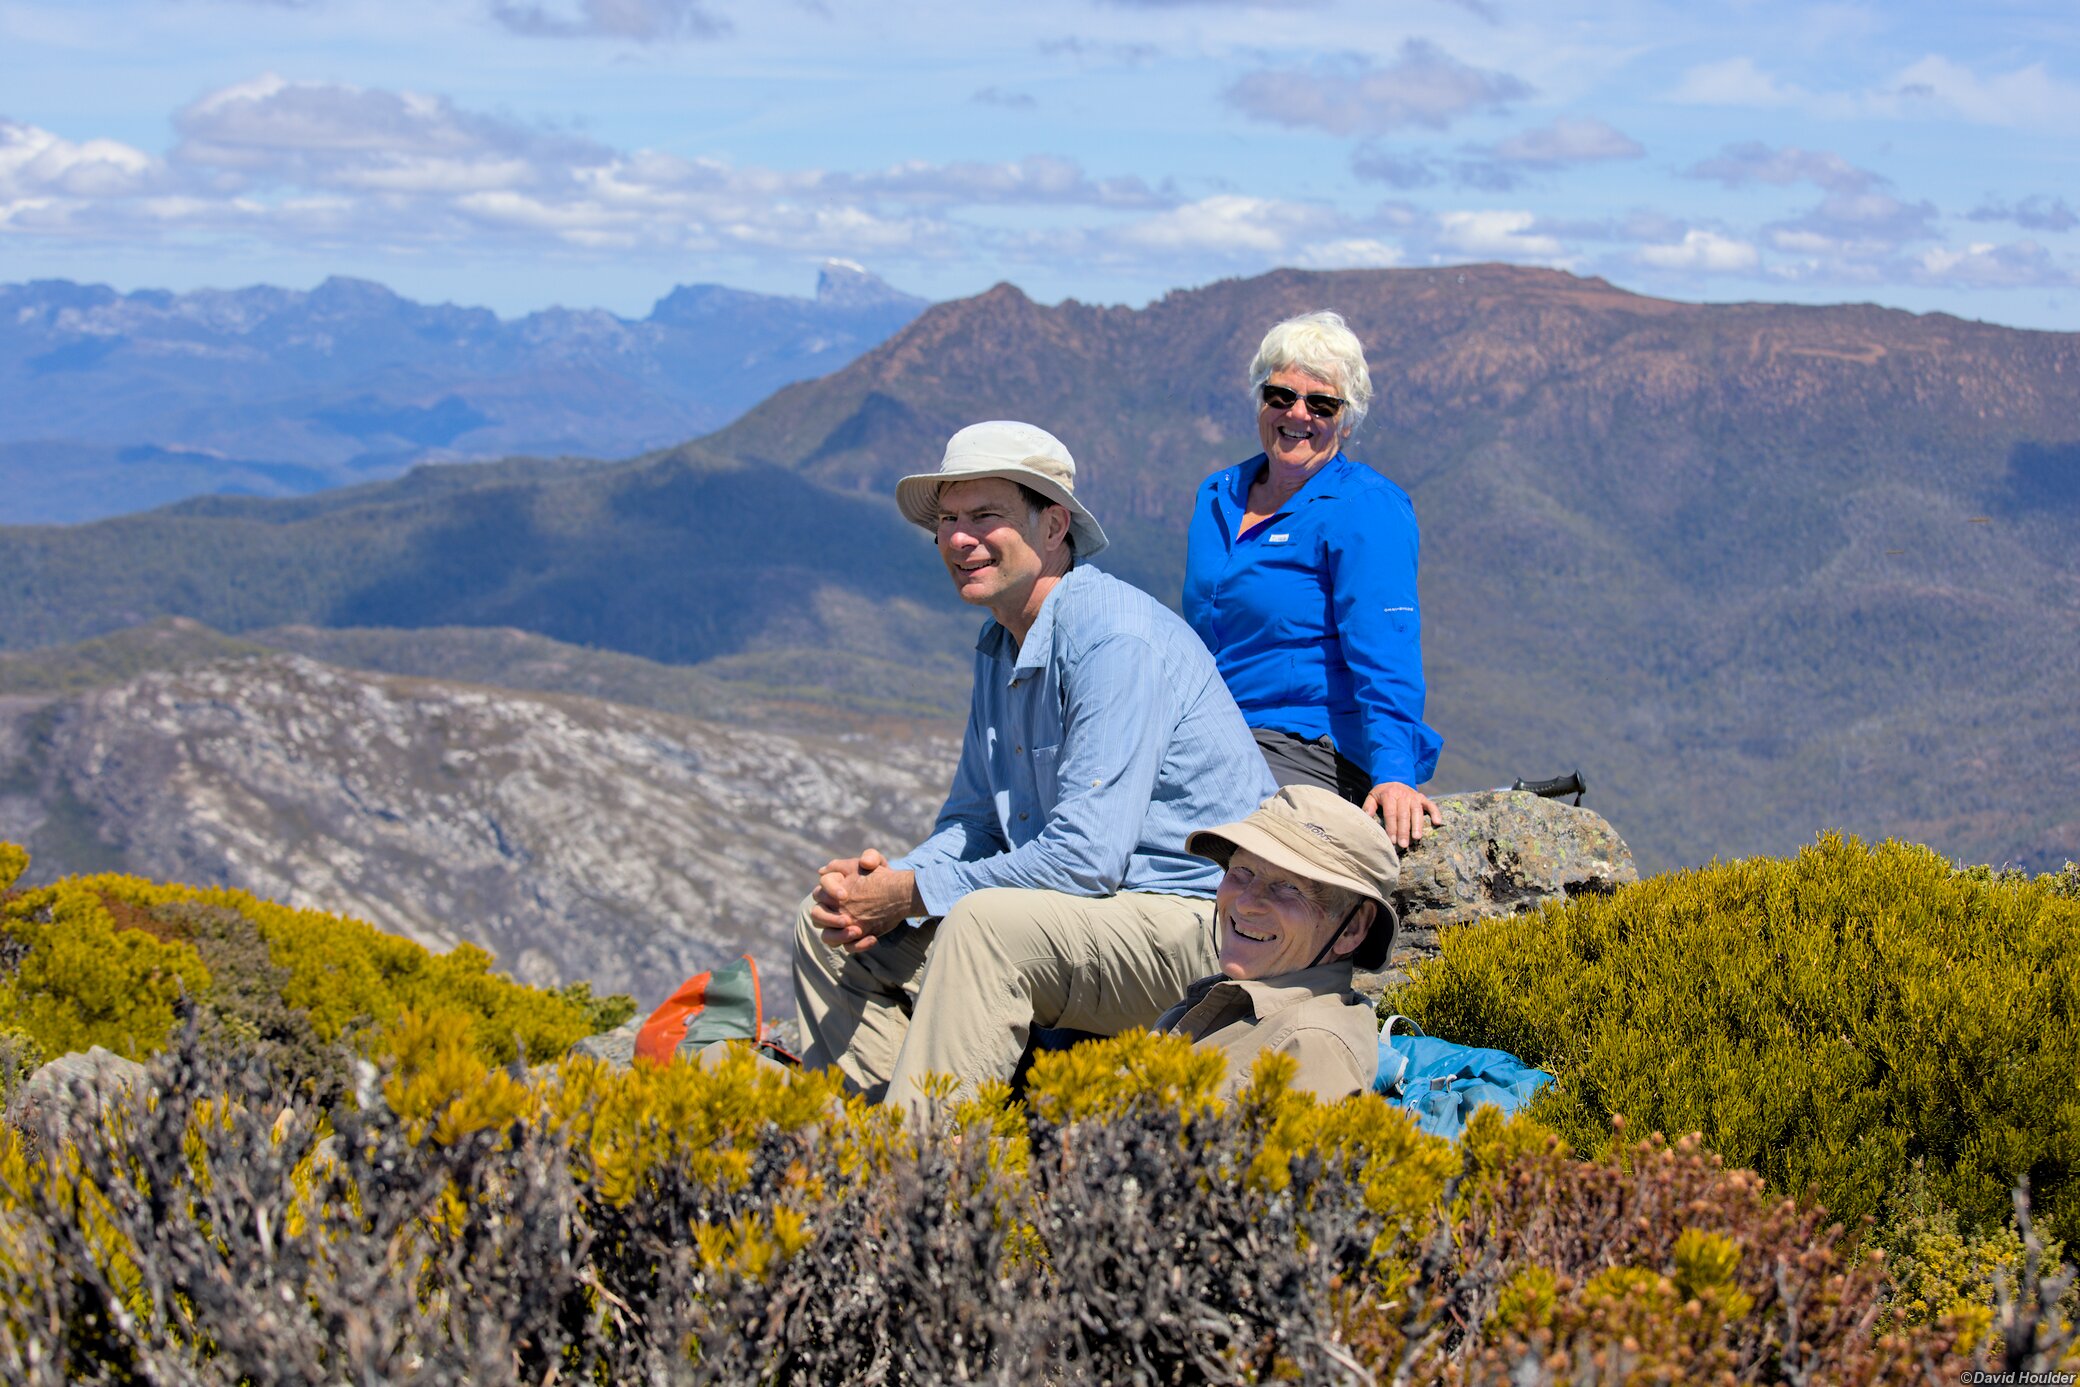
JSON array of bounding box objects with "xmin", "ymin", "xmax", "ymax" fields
[{"xmin": 1374, "ymin": 1015, "xmax": 1551, "ymax": 1140}]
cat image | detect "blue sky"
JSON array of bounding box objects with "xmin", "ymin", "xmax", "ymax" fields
[{"xmin": 3, "ymin": 0, "xmax": 2076, "ymax": 328}]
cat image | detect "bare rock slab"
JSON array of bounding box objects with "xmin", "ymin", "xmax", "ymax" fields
[
  {"xmin": 1359, "ymin": 789, "xmax": 1637, "ymax": 994},
  {"xmin": 568, "ymin": 1018, "xmax": 641, "ymax": 1068},
  {"xmin": 7, "ymin": 1046, "xmax": 151, "ymax": 1129}
]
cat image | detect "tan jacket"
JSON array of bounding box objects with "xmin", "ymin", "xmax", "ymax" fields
[{"xmin": 1153, "ymin": 964, "xmax": 1379, "ymax": 1100}]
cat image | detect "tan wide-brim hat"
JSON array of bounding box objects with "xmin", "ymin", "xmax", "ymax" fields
[
  {"xmin": 1187, "ymin": 784, "xmax": 1401, "ymax": 908},
  {"xmin": 894, "ymin": 420, "xmax": 1109, "ymax": 558}
]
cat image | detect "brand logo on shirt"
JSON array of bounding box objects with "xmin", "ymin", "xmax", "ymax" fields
[{"xmin": 1268, "ymin": 533, "xmax": 1291, "ymax": 543}]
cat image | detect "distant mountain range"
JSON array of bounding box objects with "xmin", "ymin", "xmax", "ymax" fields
[
  {"xmin": 2, "ymin": 264, "xmax": 2075, "ymax": 884},
  {"xmin": 0, "ymin": 261, "xmax": 926, "ymax": 522}
]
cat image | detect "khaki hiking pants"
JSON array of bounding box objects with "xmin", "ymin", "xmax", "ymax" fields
[{"xmin": 792, "ymin": 886, "xmax": 1218, "ymax": 1115}]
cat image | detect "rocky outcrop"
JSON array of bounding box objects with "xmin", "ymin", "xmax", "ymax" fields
[
  {"xmin": 6, "ymin": 1046, "xmax": 151, "ymax": 1130},
  {"xmin": 569, "ymin": 1019, "xmax": 641, "ymax": 1068},
  {"xmin": 1360, "ymin": 790, "xmax": 1638, "ymax": 991},
  {"xmin": 0, "ymin": 654, "xmax": 955, "ymax": 1008}
]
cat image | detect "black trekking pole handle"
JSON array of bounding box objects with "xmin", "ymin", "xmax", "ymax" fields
[{"xmin": 1510, "ymin": 770, "xmax": 1586, "ymax": 805}]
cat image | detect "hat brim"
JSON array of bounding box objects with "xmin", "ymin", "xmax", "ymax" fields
[
  {"xmin": 895, "ymin": 466, "xmax": 1109, "ymax": 558},
  {"xmin": 1186, "ymin": 816, "xmax": 1391, "ymax": 908}
]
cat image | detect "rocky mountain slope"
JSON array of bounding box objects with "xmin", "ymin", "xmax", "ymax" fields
[
  {"xmin": 2, "ymin": 264, "xmax": 2074, "ymax": 873},
  {"xmin": 0, "ymin": 648, "xmax": 955, "ymax": 1005},
  {"xmin": 0, "ymin": 262, "xmax": 925, "ymax": 522}
]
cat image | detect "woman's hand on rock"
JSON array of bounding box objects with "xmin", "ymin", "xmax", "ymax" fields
[{"xmin": 1361, "ymin": 782, "xmax": 1441, "ymax": 849}]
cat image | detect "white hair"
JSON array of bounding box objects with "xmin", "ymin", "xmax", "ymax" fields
[{"xmin": 1247, "ymin": 310, "xmax": 1374, "ymax": 435}]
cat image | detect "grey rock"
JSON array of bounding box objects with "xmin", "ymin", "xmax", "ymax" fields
[
  {"xmin": 1358, "ymin": 789, "xmax": 1637, "ymax": 993},
  {"xmin": 8, "ymin": 1046, "xmax": 151, "ymax": 1128},
  {"xmin": 568, "ymin": 1018, "xmax": 641, "ymax": 1069}
]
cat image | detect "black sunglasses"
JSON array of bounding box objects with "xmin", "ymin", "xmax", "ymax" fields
[{"xmin": 1258, "ymin": 383, "xmax": 1346, "ymax": 420}]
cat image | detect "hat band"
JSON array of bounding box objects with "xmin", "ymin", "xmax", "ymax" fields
[{"xmin": 1252, "ymin": 813, "xmax": 1382, "ymax": 895}]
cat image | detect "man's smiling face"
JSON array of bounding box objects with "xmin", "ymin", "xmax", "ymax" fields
[
  {"xmin": 1214, "ymin": 846, "xmax": 1357, "ymax": 980},
  {"xmin": 934, "ymin": 477, "xmax": 1058, "ymax": 612}
]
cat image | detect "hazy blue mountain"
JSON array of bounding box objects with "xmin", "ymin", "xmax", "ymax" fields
[{"xmin": 0, "ymin": 261, "xmax": 926, "ymax": 523}]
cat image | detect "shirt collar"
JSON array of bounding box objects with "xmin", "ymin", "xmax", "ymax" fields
[
  {"xmin": 1185, "ymin": 963, "xmax": 1360, "ymax": 1020},
  {"xmin": 1223, "ymin": 451, "xmax": 1351, "ymax": 522},
  {"xmin": 973, "ymin": 563, "xmax": 1094, "ymax": 677}
]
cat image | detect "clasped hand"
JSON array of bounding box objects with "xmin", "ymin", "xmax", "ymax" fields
[{"xmin": 810, "ymin": 847, "xmax": 923, "ymax": 955}]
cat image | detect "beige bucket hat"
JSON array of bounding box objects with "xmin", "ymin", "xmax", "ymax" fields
[
  {"xmin": 895, "ymin": 420, "xmax": 1110, "ymax": 558},
  {"xmin": 1188, "ymin": 784, "xmax": 1403, "ymax": 967}
]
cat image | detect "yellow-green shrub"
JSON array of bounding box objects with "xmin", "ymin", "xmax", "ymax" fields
[
  {"xmin": 0, "ymin": 1024, "xmax": 2050, "ymax": 1384},
  {"xmin": 1875, "ymin": 1163, "xmax": 2070, "ymax": 1343},
  {"xmin": 0, "ymin": 845, "xmax": 606, "ymax": 1072},
  {"xmin": 0, "ymin": 879, "xmax": 212, "ymax": 1060},
  {"xmin": 1389, "ymin": 833, "xmax": 2080, "ymax": 1239},
  {"xmin": 86, "ymin": 872, "xmax": 596, "ymax": 1064}
]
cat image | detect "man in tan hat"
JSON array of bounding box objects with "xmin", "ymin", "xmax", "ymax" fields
[
  {"xmin": 795, "ymin": 419, "xmax": 1277, "ymax": 1113},
  {"xmin": 1153, "ymin": 784, "xmax": 1398, "ymax": 1099}
]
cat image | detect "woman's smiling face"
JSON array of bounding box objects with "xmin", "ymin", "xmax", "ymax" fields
[
  {"xmin": 1256, "ymin": 365, "xmax": 1346, "ymax": 477},
  {"xmin": 1215, "ymin": 846, "xmax": 1360, "ymax": 980}
]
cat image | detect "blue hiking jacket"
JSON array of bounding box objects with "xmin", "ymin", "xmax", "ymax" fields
[{"xmin": 1182, "ymin": 452, "xmax": 1442, "ymax": 787}]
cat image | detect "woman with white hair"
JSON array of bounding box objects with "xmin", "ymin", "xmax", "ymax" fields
[{"xmin": 1181, "ymin": 311, "xmax": 1444, "ymax": 848}]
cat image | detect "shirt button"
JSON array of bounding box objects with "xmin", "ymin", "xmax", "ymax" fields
[
  {"xmin": 1014, "ymin": 745, "xmax": 1023, "ymax": 755},
  {"xmin": 1019, "ymin": 811, "xmax": 1030, "ymax": 821}
]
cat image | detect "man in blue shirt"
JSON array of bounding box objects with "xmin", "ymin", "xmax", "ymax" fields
[{"xmin": 794, "ymin": 420, "xmax": 1277, "ymax": 1113}]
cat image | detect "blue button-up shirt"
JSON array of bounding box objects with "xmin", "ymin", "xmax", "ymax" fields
[
  {"xmin": 892, "ymin": 563, "xmax": 1278, "ymax": 914},
  {"xmin": 1182, "ymin": 452, "xmax": 1442, "ymax": 787}
]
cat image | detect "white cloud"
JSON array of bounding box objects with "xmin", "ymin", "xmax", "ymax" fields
[
  {"xmin": 1294, "ymin": 237, "xmax": 1404, "ymax": 269},
  {"xmin": 1683, "ymin": 142, "xmax": 1934, "ymax": 256},
  {"xmin": 1489, "ymin": 117, "xmax": 1643, "ymax": 166},
  {"xmin": 1350, "ymin": 147, "xmax": 1438, "ymax": 190},
  {"xmin": 1036, "ymin": 37, "xmax": 1160, "ymax": 66},
  {"xmin": 489, "ymin": 0, "xmax": 729, "ymax": 42},
  {"xmin": 1789, "ymin": 189, "xmax": 1935, "ymax": 242},
  {"xmin": 1666, "ymin": 57, "xmax": 1804, "ymax": 109},
  {"xmin": 170, "ymin": 74, "xmax": 610, "ymax": 195},
  {"xmin": 1110, "ymin": 195, "xmax": 1319, "ymax": 254},
  {"xmin": 1668, "ymin": 54, "xmax": 2080, "ymax": 132},
  {"xmin": 2, "ymin": 75, "xmax": 1189, "ymax": 266},
  {"xmin": 1969, "ymin": 195, "xmax": 2079, "ymax": 234},
  {"xmin": 1768, "ymin": 228, "xmax": 1849, "ymax": 256},
  {"xmin": 1915, "ymin": 240, "xmax": 2073, "ymax": 288},
  {"xmin": 1437, "ymin": 209, "xmax": 1561, "ymax": 258},
  {"xmin": 1402, "ymin": 116, "xmax": 1649, "ymax": 192},
  {"xmin": 0, "ymin": 119, "xmax": 160, "ymax": 201},
  {"xmin": 1686, "ymin": 142, "xmax": 1875, "ymax": 193},
  {"xmin": 1225, "ymin": 41, "xmax": 1531, "ymax": 137},
  {"xmin": 1636, "ymin": 229, "xmax": 1759, "ymax": 272},
  {"xmin": 1885, "ymin": 56, "xmax": 2080, "ymax": 130},
  {"xmin": 972, "ymin": 87, "xmax": 1037, "ymax": 110},
  {"xmin": 832, "ymin": 155, "xmax": 1168, "ymax": 209},
  {"xmin": 1537, "ymin": 209, "xmax": 1687, "ymax": 244}
]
